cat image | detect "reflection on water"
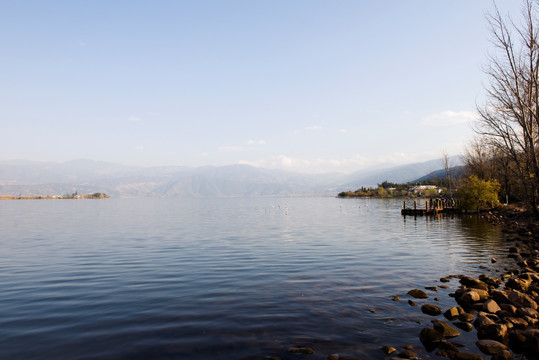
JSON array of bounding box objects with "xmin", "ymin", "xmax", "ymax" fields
[{"xmin": 0, "ymin": 197, "xmax": 511, "ymax": 360}]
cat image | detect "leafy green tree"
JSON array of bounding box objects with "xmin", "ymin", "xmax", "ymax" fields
[
  {"xmin": 376, "ymin": 186, "xmax": 388, "ymax": 197},
  {"xmin": 457, "ymin": 175, "xmax": 500, "ymax": 211}
]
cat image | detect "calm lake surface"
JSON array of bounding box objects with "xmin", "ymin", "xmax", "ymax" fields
[{"xmin": 0, "ymin": 197, "xmax": 515, "ymax": 360}]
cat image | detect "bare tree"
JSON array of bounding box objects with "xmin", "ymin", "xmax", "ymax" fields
[
  {"xmin": 442, "ymin": 149, "xmax": 453, "ymax": 196},
  {"xmin": 463, "ymin": 138, "xmax": 493, "ymax": 179},
  {"xmin": 475, "ymin": 0, "xmax": 539, "ymax": 215},
  {"xmin": 463, "ymin": 137, "xmax": 513, "ymax": 202}
]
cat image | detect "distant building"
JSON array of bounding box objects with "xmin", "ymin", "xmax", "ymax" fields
[{"xmin": 409, "ymin": 185, "xmax": 442, "ymax": 195}]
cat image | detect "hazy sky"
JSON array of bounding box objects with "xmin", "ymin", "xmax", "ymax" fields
[{"xmin": 0, "ymin": 1, "xmax": 523, "ymax": 173}]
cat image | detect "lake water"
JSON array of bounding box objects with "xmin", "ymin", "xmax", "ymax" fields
[{"xmin": 0, "ymin": 197, "xmax": 514, "ymax": 360}]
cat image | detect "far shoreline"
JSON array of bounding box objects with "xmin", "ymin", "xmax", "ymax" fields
[{"xmin": 0, "ymin": 193, "xmax": 110, "ymax": 200}]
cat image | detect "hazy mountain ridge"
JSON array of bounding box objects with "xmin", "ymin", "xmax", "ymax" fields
[{"xmin": 0, "ymin": 158, "xmax": 461, "ymax": 197}]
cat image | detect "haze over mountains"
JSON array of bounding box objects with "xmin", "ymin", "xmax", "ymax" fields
[{"xmin": 0, "ymin": 158, "xmax": 461, "ymax": 198}]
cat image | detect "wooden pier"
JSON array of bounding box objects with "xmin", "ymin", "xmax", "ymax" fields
[{"xmin": 401, "ymin": 199, "xmax": 461, "ymax": 216}]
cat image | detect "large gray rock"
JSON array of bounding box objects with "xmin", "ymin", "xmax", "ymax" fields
[
  {"xmin": 474, "ymin": 315, "xmax": 495, "ymax": 329},
  {"xmin": 444, "ymin": 307, "xmax": 460, "ymax": 320},
  {"xmin": 454, "ymin": 321, "xmax": 474, "ymax": 332},
  {"xmin": 460, "ymin": 276, "xmax": 489, "ymax": 290},
  {"xmin": 522, "ymin": 329, "xmax": 539, "ymax": 354},
  {"xmin": 477, "ymin": 323, "xmax": 508, "ymax": 342},
  {"xmin": 458, "ymin": 313, "xmax": 475, "ymax": 322},
  {"xmin": 504, "ymin": 316, "xmax": 529, "ymax": 329},
  {"xmin": 491, "ymin": 289, "xmax": 510, "ymax": 304},
  {"xmin": 508, "ymin": 290, "xmax": 538, "ymax": 309},
  {"xmin": 475, "ymin": 339, "xmax": 508, "ymax": 355},
  {"xmin": 517, "ymin": 307, "xmax": 539, "ymax": 319},
  {"xmin": 500, "ymin": 303, "xmax": 517, "ymax": 314},
  {"xmin": 492, "ymin": 350, "xmax": 512, "ymax": 360},
  {"xmin": 483, "ymin": 299, "xmax": 502, "ymax": 314},
  {"xmin": 506, "ymin": 277, "xmax": 532, "ymax": 292},
  {"xmin": 419, "ymin": 327, "xmax": 443, "ymax": 344}
]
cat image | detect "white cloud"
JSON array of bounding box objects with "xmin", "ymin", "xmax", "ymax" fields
[
  {"xmin": 422, "ymin": 110, "xmax": 477, "ymax": 127},
  {"xmin": 218, "ymin": 146, "xmax": 246, "ymax": 152},
  {"xmin": 305, "ymin": 125, "xmax": 323, "ymax": 131},
  {"xmin": 375, "ymin": 152, "xmax": 419, "ymax": 165},
  {"xmin": 128, "ymin": 116, "xmax": 142, "ymax": 122},
  {"xmin": 134, "ymin": 146, "xmax": 145, "ymax": 151},
  {"xmin": 246, "ymin": 139, "xmax": 266, "ymax": 145},
  {"xmin": 338, "ymin": 128, "xmax": 348, "ymax": 133},
  {"xmin": 239, "ymin": 154, "xmax": 370, "ymax": 173}
]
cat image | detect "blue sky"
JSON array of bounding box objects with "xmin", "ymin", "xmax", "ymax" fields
[{"xmin": 0, "ymin": 1, "xmax": 522, "ymax": 173}]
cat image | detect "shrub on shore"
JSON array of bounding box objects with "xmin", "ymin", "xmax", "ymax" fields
[{"xmin": 457, "ymin": 175, "xmax": 500, "ymax": 211}]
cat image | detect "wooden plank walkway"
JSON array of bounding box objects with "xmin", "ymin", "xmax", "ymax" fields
[{"xmin": 401, "ymin": 199, "xmax": 462, "ymax": 216}]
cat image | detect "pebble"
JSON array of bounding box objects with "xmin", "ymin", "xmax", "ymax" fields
[{"xmin": 381, "ymin": 345, "xmax": 397, "ymax": 355}]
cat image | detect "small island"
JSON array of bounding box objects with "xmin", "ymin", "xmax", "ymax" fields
[{"xmin": 0, "ymin": 192, "xmax": 110, "ymax": 200}]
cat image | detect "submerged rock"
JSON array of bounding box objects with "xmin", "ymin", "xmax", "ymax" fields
[
  {"xmin": 453, "ymin": 352, "xmax": 483, "ymax": 360},
  {"xmin": 408, "ymin": 289, "xmax": 429, "ymax": 299},
  {"xmin": 288, "ymin": 347, "xmax": 314, "ymax": 354},
  {"xmin": 421, "ymin": 304, "xmax": 443, "ymax": 316},
  {"xmin": 432, "ymin": 320, "xmax": 461, "ymax": 338},
  {"xmin": 398, "ymin": 350, "xmax": 418, "ymax": 359},
  {"xmin": 458, "ymin": 313, "xmax": 475, "ymax": 322},
  {"xmin": 454, "ymin": 321, "xmax": 474, "ymax": 332},
  {"xmin": 419, "ymin": 327, "xmax": 443, "ymax": 345}
]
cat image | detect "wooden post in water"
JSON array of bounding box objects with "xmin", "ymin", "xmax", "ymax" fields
[
  {"xmin": 403, "ymin": 201, "xmax": 406, "ymax": 209},
  {"xmin": 413, "ymin": 201, "xmax": 417, "ymax": 211}
]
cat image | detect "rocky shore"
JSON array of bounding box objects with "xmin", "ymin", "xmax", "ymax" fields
[{"xmin": 394, "ymin": 207, "xmax": 539, "ymax": 360}]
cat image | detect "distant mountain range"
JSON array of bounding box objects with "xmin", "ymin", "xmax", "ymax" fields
[{"xmin": 0, "ymin": 157, "xmax": 462, "ymax": 198}]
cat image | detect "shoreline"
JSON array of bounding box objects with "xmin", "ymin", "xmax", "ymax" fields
[
  {"xmin": 393, "ymin": 207, "xmax": 539, "ymax": 360},
  {"xmin": 0, "ymin": 193, "xmax": 110, "ymax": 200}
]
